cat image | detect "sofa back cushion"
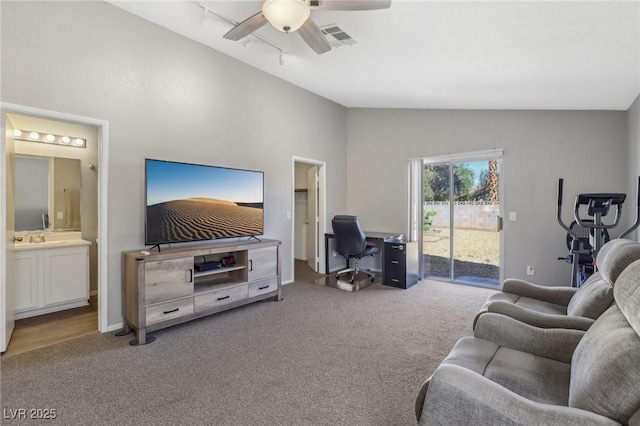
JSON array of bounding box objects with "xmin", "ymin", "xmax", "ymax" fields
[
  {"xmin": 567, "ymin": 240, "xmax": 640, "ymax": 319},
  {"xmin": 596, "ymin": 239, "xmax": 640, "ymax": 285},
  {"xmin": 569, "ymin": 260, "xmax": 640, "ymax": 424},
  {"xmin": 566, "ymin": 272, "xmax": 612, "ymax": 318}
]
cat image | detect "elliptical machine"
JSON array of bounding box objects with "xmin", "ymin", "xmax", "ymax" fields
[{"xmin": 557, "ymin": 177, "xmax": 640, "ymax": 287}]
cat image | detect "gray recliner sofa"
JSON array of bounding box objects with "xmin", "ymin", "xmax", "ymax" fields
[
  {"xmin": 416, "ymin": 257, "xmax": 640, "ymax": 425},
  {"xmin": 473, "ymin": 239, "xmax": 640, "ymax": 331}
]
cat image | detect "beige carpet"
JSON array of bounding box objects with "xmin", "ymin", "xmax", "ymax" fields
[{"xmin": 1, "ymin": 274, "xmax": 495, "ymax": 425}]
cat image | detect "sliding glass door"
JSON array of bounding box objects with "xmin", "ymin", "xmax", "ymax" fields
[{"xmin": 421, "ymin": 152, "xmax": 502, "ymax": 287}]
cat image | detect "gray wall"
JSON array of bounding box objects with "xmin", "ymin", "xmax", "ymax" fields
[
  {"xmin": 628, "ymin": 94, "xmax": 640, "ymax": 242},
  {"xmin": 1, "ymin": 1, "xmax": 348, "ymax": 327},
  {"xmin": 347, "ymin": 109, "xmax": 628, "ymax": 285}
]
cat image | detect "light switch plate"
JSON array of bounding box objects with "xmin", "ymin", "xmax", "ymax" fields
[{"xmin": 509, "ymin": 212, "xmax": 517, "ymax": 221}]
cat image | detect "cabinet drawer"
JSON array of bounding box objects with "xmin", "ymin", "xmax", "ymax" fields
[
  {"xmin": 146, "ymin": 298, "xmax": 194, "ymax": 326},
  {"xmin": 248, "ymin": 277, "xmax": 278, "ymax": 298},
  {"xmin": 144, "ymin": 258, "xmax": 194, "ymax": 304},
  {"xmin": 385, "ymin": 244, "xmax": 406, "ymax": 261},
  {"xmin": 195, "ymin": 285, "xmax": 248, "ymax": 313}
]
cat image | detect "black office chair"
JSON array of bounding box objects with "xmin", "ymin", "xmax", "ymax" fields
[{"xmin": 332, "ymin": 215, "xmax": 379, "ymax": 283}]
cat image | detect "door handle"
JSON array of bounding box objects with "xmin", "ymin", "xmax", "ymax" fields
[
  {"xmin": 13, "ymin": 236, "xmax": 23, "ymax": 243},
  {"xmin": 497, "ymin": 216, "xmax": 503, "ymax": 231}
]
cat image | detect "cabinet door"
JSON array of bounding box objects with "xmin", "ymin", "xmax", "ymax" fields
[
  {"xmin": 14, "ymin": 251, "xmax": 40, "ymax": 311},
  {"xmin": 144, "ymin": 257, "xmax": 194, "ymax": 304},
  {"xmin": 248, "ymin": 246, "xmax": 278, "ymax": 282},
  {"xmin": 43, "ymin": 247, "xmax": 89, "ymax": 306}
]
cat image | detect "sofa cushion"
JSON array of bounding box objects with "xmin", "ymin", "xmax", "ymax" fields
[
  {"xmin": 566, "ymin": 272, "xmax": 613, "ymax": 319},
  {"xmin": 485, "ymin": 347, "xmax": 570, "ymax": 406},
  {"xmin": 441, "ymin": 337, "xmax": 571, "ymax": 407},
  {"xmin": 484, "ymin": 292, "xmax": 567, "ymax": 316}
]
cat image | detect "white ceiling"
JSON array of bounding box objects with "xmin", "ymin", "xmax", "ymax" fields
[{"xmin": 108, "ymin": 0, "xmax": 640, "ymax": 110}]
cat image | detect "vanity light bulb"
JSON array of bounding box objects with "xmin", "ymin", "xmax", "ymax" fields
[
  {"xmin": 73, "ymin": 139, "xmax": 84, "ymax": 146},
  {"xmin": 45, "ymin": 134, "xmax": 56, "ymax": 142},
  {"xmin": 14, "ymin": 129, "xmax": 22, "ymax": 137},
  {"xmin": 29, "ymin": 132, "xmax": 40, "ymax": 140},
  {"xmin": 61, "ymin": 136, "xmax": 71, "ymax": 144}
]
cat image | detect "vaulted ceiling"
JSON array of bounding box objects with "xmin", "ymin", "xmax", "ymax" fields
[{"xmin": 109, "ymin": 0, "xmax": 640, "ymax": 110}]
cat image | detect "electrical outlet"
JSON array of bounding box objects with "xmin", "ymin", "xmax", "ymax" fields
[
  {"xmin": 526, "ymin": 265, "xmax": 535, "ymax": 276},
  {"xmin": 56, "ymin": 211, "xmax": 64, "ymax": 220},
  {"xmin": 509, "ymin": 212, "xmax": 517, "ymax": 221}
]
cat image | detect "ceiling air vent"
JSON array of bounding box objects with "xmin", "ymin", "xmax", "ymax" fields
[{"xmin": 320, "ymin": 24, "xmax": 357, "ymax": 48}]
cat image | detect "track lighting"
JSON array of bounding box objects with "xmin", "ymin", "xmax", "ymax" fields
[
  {"xmin": 279, "ymin": 52, "xmax": 285, "ymax": 65},
  {"xmin": 197, "ymin": 3, "xmax": 287, "ymax": 63}
]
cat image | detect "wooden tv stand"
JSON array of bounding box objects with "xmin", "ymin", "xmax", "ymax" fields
[{"xmin": 120, "ymin": 239, "xmax": 281, "ymax": 345}]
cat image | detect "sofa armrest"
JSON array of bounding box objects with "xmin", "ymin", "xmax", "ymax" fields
[
  {"xmin": 502, "ymin": 278, "xmax": 577, "ymax": 306},
  {"xmin": 480, "ymin": 301, "xmax": 595, "ymax": 331},
  {"xmin": 419, "ymin": 365, "xmax": 621, "ymax": 426},
  {"xmin": 474, "ymin": 313, "xmax": 584, "ymax": 363}
]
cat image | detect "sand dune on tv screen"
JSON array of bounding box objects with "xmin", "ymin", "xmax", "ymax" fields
[{"xmin": 147, "ymin": 198, "xmax": 263, "ymax": 242}]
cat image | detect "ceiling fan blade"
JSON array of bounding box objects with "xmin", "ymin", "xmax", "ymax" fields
[
  {"xmin": 309, "ymin": 0, "xmax": 391, "ymax": 11},
  {"xmin": 297, "ymin": 18, "xmax": 332, "ymax": 55},
  {"xmin": 223, "ymin": 12, "xmax": 268, "ymax": 41}
]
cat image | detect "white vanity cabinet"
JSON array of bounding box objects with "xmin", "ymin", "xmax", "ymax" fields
[
  {"xmin": 14, "ymin": 251, "xmax": 39, "ymax": 312},
  {"xmin": 14, "ymin": 242, "xmax": 90, "ymax": 319}
]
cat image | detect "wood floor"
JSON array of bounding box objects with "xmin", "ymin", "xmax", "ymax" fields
[{"xmin": 2, "ymin": 296, "xmax": 98, "ymax": 357}]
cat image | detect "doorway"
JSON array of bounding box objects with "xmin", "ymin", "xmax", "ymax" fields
[
  {"xmin": 420, "ymin": 150, "xmax": 503, "ymax": 287},
  {"xmin": 1, "ymin": 103, "xmax": 109, "ymax": 353},
  {"xmin": 292, "ymin": 157, "xmax": 326, "ymax": 282}
]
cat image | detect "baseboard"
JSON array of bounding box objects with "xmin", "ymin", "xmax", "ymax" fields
[
  {"xmin": 90, "ymin": 290, "xmax": 98, "ymax": 297},
  {"xmin": 104, "ymin": 322, "xmax": 124, "ymax": 333},
  {"xmin": 282, "ymin": 279, "xmax": 294, "ymax": 285}
]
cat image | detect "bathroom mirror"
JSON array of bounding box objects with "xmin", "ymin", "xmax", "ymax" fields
[{"xmin": 14, "ymin": 155, "xmax": 81, "ymax": 232}]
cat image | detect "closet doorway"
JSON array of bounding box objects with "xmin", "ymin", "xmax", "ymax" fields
[{"xmin": 292, "ymin": 157, "xmax": 326, "ymax": 281}]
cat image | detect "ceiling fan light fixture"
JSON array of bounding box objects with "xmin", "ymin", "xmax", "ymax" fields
[{"xmin": 262, "ymin": 0, "xmax": 310, "ymax": 33}]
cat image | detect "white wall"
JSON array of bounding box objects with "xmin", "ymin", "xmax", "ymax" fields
[
  {"xmin": 628, "ymin": 94, "xmax": 640, "ymax": 242},
  {"xmin": 347, "ymin": 109, "xmax": 628, "ymax": 285},
  {"xmin": 1, "ymin": 1, "xmax": 348, "ymax": 327}
]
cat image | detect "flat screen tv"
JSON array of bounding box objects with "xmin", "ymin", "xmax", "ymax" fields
[{"xmin": 145, "ymin": 159, "xmax": 264, "ymax": 245}]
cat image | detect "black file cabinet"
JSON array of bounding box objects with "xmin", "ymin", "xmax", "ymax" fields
[{"xmin": 383, "ymin": 239, "xmax": 419, "ymax": 289}]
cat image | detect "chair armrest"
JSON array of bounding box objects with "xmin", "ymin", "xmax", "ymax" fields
[
  {"xmin": 419, "ymin": 365, "xmax": 621, "ymax": 426},
  {"xmin": 480, "ymin": 301, "xmax": 595, "ymax": 331},
  {"xmin": 502, "ymin": 278, "xmax": 578, "ymax": 306},
  {"xmin": 474, "ymin": 313, "xmax": 584, "ymax": 363}
]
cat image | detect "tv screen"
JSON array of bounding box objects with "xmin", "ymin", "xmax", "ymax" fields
[{"xmin": 145, "ymin": 159, "xmax": 264, "ymax": 245}]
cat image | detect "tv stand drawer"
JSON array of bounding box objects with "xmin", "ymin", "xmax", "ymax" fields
[
  {"xmin": 195, "ymin": 284, "xmax": 248, "ymax": 313},
  {"xmin": 146, "ymin": 298, "xmax": 194, "ymax": 326},
  {"xmin": 249, "ymin": 277, "xmax": 278, "ymax": 298}
]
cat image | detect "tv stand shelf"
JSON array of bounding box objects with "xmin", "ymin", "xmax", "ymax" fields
[
  {"xmin": 120, "ymin": 239, "xmax": 281, "ymax": 345},
  {"xmin": 194, "ymin": 265, "xmax": 245, "ymax": 278}
]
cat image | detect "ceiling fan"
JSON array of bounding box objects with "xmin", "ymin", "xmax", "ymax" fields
[{"xmin": 223, "ymin": 0, "xmax": 391, "ymax": 55}]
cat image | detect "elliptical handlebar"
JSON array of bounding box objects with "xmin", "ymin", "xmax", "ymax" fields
[
  {"xmin": 557, "ymin": 179, "xmax": 578, "ymax": 238},
  {"xmin": 620, "ymin": 176, "xmax": 640, "ymax": 239}
]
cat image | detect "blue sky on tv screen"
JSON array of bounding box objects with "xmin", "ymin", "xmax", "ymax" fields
[{"xmin": 146, "ymin": 160, "xmax": 263, "ymax": 206}]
